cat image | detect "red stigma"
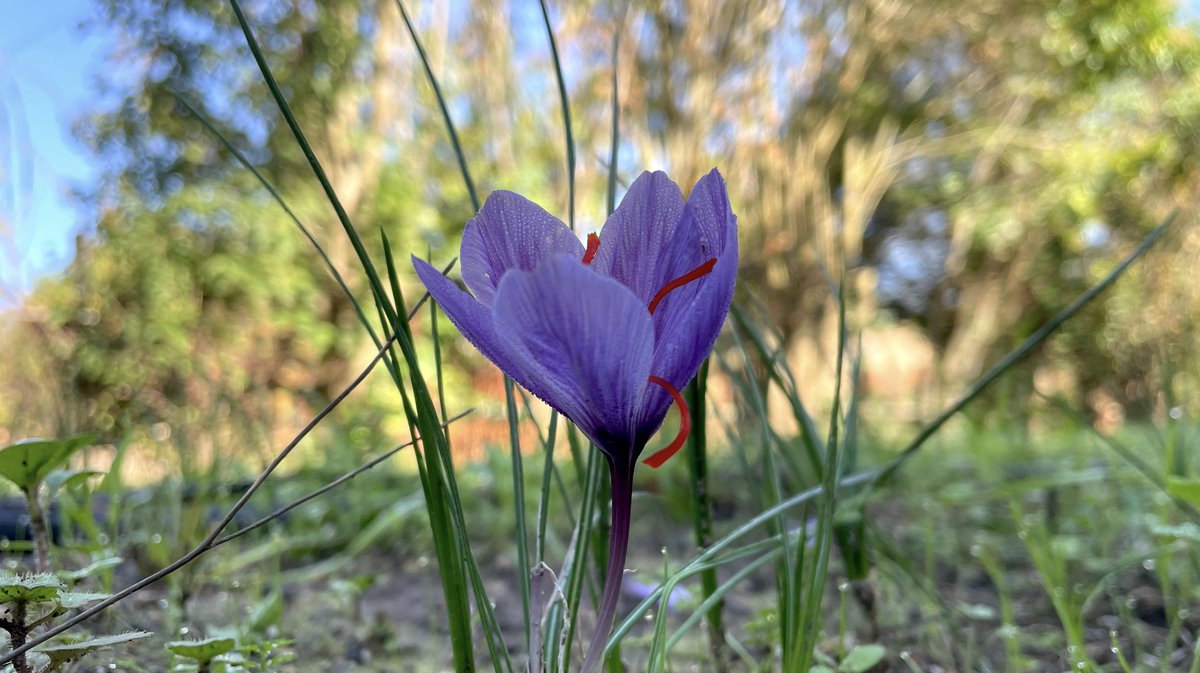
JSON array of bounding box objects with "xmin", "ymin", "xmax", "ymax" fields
[
  {"xmin": 647, "ymin": 258, "xmax": 717, "ymax": 315},
  {"xmin": 582, "ymin": 233, "xmax": 601, "ymax": 265},
  {"xmin": 642, "ymin": 375, "xmax": 690, "ymax": 468}
]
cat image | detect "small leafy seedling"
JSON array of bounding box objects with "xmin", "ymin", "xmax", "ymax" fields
[
  {"xmin": 0, "ymin": 435, "xmax": 97, "ymax": 572},
  {"xmin": 0, "ymin": 572, "xmax": 150, "ymax": 673},
  {"xmin": 167, "ymin": 637, "xmax": 236, "ymax": 673},
  {"xmin": 227, "ymin": 638, "xmax": 295, "ymax": 673},
  {"xmin": 811, "ymin": 643, "xmax": 888, "ymax": 673}
]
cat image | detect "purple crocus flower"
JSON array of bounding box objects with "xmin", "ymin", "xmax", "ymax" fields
[{"xmin": 413, "ymin": 169, "xmax": 737, "ymax": 672}]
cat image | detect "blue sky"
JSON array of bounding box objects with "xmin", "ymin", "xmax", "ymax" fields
[{"xmin": 0, "ymin": 0, "xmax": 111, "ymax": 306}]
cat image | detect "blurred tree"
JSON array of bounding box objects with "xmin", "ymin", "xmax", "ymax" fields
[
  {"xmin": 4, "ymin": 0, "xmax": 1200, "ymax": 452},
  {"xmin": 597, "ymin": 0, "xmax": 1200, "ymax": 419},
  {"xmin": 1, "ymin": 0, "xmax": 586, "ymax": 450}
]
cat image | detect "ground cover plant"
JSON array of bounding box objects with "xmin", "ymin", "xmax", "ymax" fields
[{"xmin": 2, "ymin": 1, "xmax": 1200, "ymax": 672}]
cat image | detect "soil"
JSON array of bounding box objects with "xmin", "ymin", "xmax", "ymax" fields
[{"xmin": 4, "ymin": 487, "xmax": 1194, "ymax": 672}]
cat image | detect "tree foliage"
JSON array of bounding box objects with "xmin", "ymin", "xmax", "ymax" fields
[{"xmin": 3, "ymin": 0, "xmax": 1200, "ymax": 451}]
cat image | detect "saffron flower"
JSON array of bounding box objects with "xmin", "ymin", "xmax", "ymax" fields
[{"xmin": 413, "ymin": 169, "xmax": 737, "ymax": 672}]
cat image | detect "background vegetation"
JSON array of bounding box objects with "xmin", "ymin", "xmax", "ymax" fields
[{"xmin": 2, "ymin": 1, "xmax": 1200, "ymax": 671}]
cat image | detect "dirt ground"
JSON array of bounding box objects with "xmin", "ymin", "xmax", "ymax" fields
[{"xmin": 68, "ymin": 493, "xmax": 1194, "ymax": 673}]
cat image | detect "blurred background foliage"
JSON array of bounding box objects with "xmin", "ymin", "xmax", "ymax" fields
[{"xmin": 2, "ymin": 0, "xmax": 1199, "ymax": 473}]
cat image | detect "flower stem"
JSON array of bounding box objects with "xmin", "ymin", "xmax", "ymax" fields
[{"xmin": 578, "ymin": 461, "xmax": 633, "ymax": 673}]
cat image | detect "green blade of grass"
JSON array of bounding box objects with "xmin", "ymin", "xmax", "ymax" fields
[
  {"xmin": 227, "ymin": 2, "xmax": 514, "ymax": 669},
  {"xmin": 871, "ymin": 211, "xmax": 1176, "ymax": 488},
  {"xmin": 788, "ymin": 280, "xmax": 847, "ymax": 673},
  {"xmin": 386, "ymin": 10, "xmax": 534, "ymax": 667},
  {"xmin": 665, "ymin": 544, "xmax": 782, "ymax": 652},
  {"xmin": 730, "ymin": 302, "xmax": 824, "ymax": 479},
  {"xmin": 395, "ymin": 0, "xmax": 479, "ymax": 211},
  {"xmin": 520, "ymin": 388, "xmax": 577, "ymax": 529},
  {"xmin": 170, "ymin": 92, "xmax": 382, "ymax": 350},
  {"xmin": 379, "ymin": 234, "xmax": 484, "ymax": 671},
  {"xmin": 535, "ymin": 409, "xmax": 561, "ymax": 562},
  {"xmin": 683, "ymin": 359, "xmax": 728, "ymax": 668},
  {"xmin": 647, "ymin": 542, "xmax": 786, "ymax": 673},
  {"xmin": 724, "ymin": 323, "xmax": 795, "ymax": 642},
  {"xmin": 213, "ymin": 409, "xmax": 472, "ymax": 547},
  {"xmin": 538, "ymin": 0, "xmax": 576, "ymax": 232},
  {"xmin": 227, "ymin": 0, "xmax": 398, "ymax": 332},
  {"xmin": 382, "ymin": 234, "xmax": 515, "ymax": 673},
  {"xmin": 833, "ymin": 347, "xmax": 871, "ymax": 581},
  {"xmin": 505, "ymin": 378, "xmax": 534, "ymax": 659},
  {"xmin": 1035, "ymin": 388, "xmax": 1200, "ymax": 522},
  {"xmin": 556, "ymin": 448, "xmax": 603, "ymax": 670},
  {"xmin": 608, "ymin": 468, "xmax": 880, "ymax": 655}
]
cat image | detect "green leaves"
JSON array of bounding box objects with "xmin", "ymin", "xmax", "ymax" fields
[
  {"xmin": 840, "ymin": 645, "xmax": 887, "ymax": 673},
  {"xmin": 0, "ymin": 574, "xmax": 65, "ymax": 605},
  {"xmin": 1166, "ymin": 476, "xmax": 1200, "ymax": 508},
  {"xmin": 811, "ymin": 644, "xmax": 887, "ymax": 673},
  {"xmin": 0, "ymin": 573, "xmax": 111, "ymax": 612},
  {"xmin": 0, "ymin": 435, "xmax": 95, "ymax": 493},
  {"xmin": 0, "ymin": 571, "xmax": 150, "ymax": 672},
  {"xmin": 38, "ymin": 632, "xmax": 152, "ymax": 669},
  {"xmin": 166, "ymin": 637, "xmax": 236, "ymax": 664}
]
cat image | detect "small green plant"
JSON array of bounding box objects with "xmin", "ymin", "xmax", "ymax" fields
[
  {"xmin": 168, "ymin": 636, "xmax": 293, "ymax": 673},
  {"xmin": 166, "ymin": 637, "xmax": 236, "ymax": 673},
  {"xmin": 0, "ymin": 436, "xmax": 98, "ymax": 572},
  {"xmin": 0, "ymin": 572, "xmax": 149, "ymax": 673},
  {"xmin": 229, "ymin": 638, "xmax": 295, "ymax": 673},
  {"xmin": 811, "ymin": 643, "xmax": 888, "ymax": 673},
  {"xmin": 0, "ymin": 438, "xmax": 150, "ymax": 671}
]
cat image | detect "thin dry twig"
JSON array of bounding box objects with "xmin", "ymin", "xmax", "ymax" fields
[{"xmin": 212, "ymin": 408, "xmax": 473, "ymax": 547}]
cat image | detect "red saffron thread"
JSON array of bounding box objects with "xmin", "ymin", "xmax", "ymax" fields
[
  {"xmin": 641, "ymin": 375, "xmax": 690, "ymax": 468},
  {"xmin": 582, "ymin": 233, "xmax": 601, "ymax": 265},
  {"xmin": 647, "ymin": 258, "xmax": 717, "ymax": 315}
]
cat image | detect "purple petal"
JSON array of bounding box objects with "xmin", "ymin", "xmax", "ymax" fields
[
  {"xmin": 638, "ymin": 170, "xmax": 738, "ymax": 435},
  {"xmin": 460, "ymin": 191, "xmax": 583, "ymax": 306},
  {"xmin": 492, "ymin": 256, "xmax": 655, "ymax": 456},
  {"xmin": 412, "ymin": 256, "xmax": 516, "ymax": 369},
  {"xmin": 413, "ymin": 256, "xmax": 585, "ymax": 418},
  {"xmin": 591, "ymin": 171, "xmax": 685, "ymax": 304}
]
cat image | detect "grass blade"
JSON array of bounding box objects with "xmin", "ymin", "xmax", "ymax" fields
[
  {"xmin": 683, "ymin": 359, "xmax": 728, "ymax": 668},
  {"xmin": 557, "ymin": 448, "xmax": 603, "ymax": 670},
  {"xmin": 391, "ymin": 234, "xmax": 525, "ymax": 673},
  {"xmin": 379, "ymin": 233, "xmax": 485, "ymax": 670},
  {"xmin": 871, "ymin": 211, "xmax": 1177, "ymax": 487},
  {"xmin": 505, "ymin": 378, "xmax": 534, "ymax": 660},
  {"xmin": 538, "ymin": 0, "xmax": 576, "ymax": 232},
  {"xmin": 535, "ymin": 409, "xmax": 561, "ymax": 562},
  {"xmin": 605, "ymin": 17, "xmax": 621, "ymax": 217},
  {"xmin": 609, "ymin": 469, "xmax": 881, "ymax": 653},
  {"xmin": 227, "ymin": 0, "xmax": 397, "ymax": 332},
  {"xmin": 212, "ymin": 409, "xmax": 472, "ymax": 547},
  {"xmin": 169, "ymin": 92, "xmax": 382, "ymax": 349},
  {"xmin": 730, "ymin": 302, "xmax": 824, "ymax": 479},
  {"xmin": 395, "ymin": 0, "xmax": 479, "ymax": 210},
  {"xmin": 788, "ymin": 279, "xmax": 846, "ymax": 673}
]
